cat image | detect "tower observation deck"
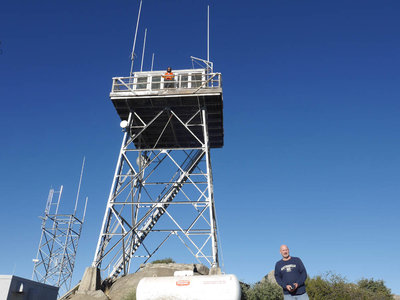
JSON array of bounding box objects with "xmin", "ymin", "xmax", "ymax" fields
[
  {"xmin": 93, "ymin": 67, "xmax": 224, "ymax": 279},
  {"xmin": 110, "ymin": 68, "xmax": 223, "ymax": 148}
]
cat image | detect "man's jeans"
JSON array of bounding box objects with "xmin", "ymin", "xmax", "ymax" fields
[{"xmin": 284, "ymin": 293, "xmax": 309, "ymax": 300}]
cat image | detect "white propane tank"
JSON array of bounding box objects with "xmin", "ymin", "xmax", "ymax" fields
[{"xmin": 136, "ymin": 274, "xmax": 241, "ymax": 300}]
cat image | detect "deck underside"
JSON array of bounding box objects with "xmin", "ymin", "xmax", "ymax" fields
[{"xmin": 110, "ymin": 92, "xmax": 224, "ymax": 148}]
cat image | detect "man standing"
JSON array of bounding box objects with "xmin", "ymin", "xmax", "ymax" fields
[
  {"xmin": 274, "ymin": 245, "xmax": 309, "ymax": 300},
  {"xmin": 163, "ymin": 67, "xmax": 175, "ymax": 89}
]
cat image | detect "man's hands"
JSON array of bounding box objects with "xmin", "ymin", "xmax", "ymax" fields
[{"xmin": 286, "ymin": 283, "xmax": 299, "ymax": 292}]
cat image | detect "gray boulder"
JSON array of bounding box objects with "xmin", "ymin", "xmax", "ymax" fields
[
  {"xmin": 70, "ymin": 290, "xmax": 109, "ymax": 300},
  {"xmin": 261, "ymin": 270, "xmax": 278, "ymax": 286},
  {"xmin": 106, "ymin": 263, "xmax": 209, "ymax": 300}
]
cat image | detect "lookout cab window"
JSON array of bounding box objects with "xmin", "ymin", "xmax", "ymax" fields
[
  {"xmin": 191, "ymin": 73, "xmax": 203, "ymax": 88},
  {"xmin": 151, "ymin": 76, "xmax": 161, "ymax": 90},
  {"xmin": 136, "ymin": 76, "xmax": 148, "ymax": 90}
]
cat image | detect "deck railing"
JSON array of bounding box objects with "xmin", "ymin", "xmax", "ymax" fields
[{"xmin": 111, "ymin": 70, "xmax": 221, "ymax": 94}]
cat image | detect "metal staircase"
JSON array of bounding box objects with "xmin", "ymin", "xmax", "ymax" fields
[{"xmin": 110, "ymin": 149, "xmax": 204, "ymax": 277}]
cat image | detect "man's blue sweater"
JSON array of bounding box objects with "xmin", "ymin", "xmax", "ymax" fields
[{"xmin": 274, "ymin": 257, "xmax": 307, "ymax": 295}]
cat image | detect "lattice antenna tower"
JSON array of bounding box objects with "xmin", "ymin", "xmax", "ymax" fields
[
  {"xmin": 92, "ymin": 3, "xmax": 224, "ymax": 280},
  {"xmin": 32, "ymin": 159, "xmax": 88, "ymax": 296}
]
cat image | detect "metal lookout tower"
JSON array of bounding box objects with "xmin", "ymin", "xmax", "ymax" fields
[
  {"xmin": 32, "ymin": 184, "xmax": 88, "ymax": 296},
  {"xmin": 92, "ymin": 64, "xmax": 224, "ymax": 279}
]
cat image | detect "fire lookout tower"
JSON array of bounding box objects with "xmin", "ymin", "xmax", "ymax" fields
[{"xmin": 92, "ymin": 65, "xmax": 224, "ymax": 279}]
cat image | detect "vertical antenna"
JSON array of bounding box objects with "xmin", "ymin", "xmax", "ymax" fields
[
  {"xmin": 130, "ymin": 0, "xmax": 143, "ymax": 76},
  {"xmin": 151, "ymin": 53, "xmax": 155, "ymax": 71},
  {"xmin": 55, "ymin": 185, "xmax": 63, "ymax": 215},
  {"xmin": 140, "ymin": 28, "xmax": 147, "ymax": 72},
  {"xmin": 82, "ymin": 197, "xmax": 88, "ymax": 222},
  {"xmin": 74, "ymin": 157, "xmax": 85, "ymax": 215},
  {"xmin": 207, "ymin": 5, "xmax": 210, "ymax": 63}
]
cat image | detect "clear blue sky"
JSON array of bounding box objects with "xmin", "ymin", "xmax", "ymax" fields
[{"xmin": 1, "ymin": 0, "xmax": 400, "ymax": 295}]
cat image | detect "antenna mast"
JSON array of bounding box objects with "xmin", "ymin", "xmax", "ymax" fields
[
  {"xmin": 207, "ymin": 5, "xmax": 210, "ymax": 63},
  {"xmin": 130, "ymin": 0, "xmax": 143, "ymax": 76},
  {"xmin": 191, "ymin": 5, "xmax": 213, "ymax": 72},
  {"xmin": 140, "ymin": 28, "xmax": 147, "ymax": 72},
  {"xmin": 74, "ymin": 157, "xmax": 85, "ymax": 215}
]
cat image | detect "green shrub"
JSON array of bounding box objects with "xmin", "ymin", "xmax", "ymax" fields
[
  {"xmin": 150, "ymin": 258, "xmax": 175, "ymax": 264},
  {"xmin": 306, "ymin": 272, "xmax": 394, "ymax": 300},
  {"xmin": 358, "ymin": 278, "xmax": 393, "ymax": 300},
  {"xmin": 244, "ymin": 280, "xmax": 283, "ymax": 300},
  {"xmin": 240, "ymin": 281, "xmax": 251, "ymax": 300}
]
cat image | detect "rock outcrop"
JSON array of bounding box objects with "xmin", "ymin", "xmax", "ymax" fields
[
  {"xmin": 107, "ymin": 263, "xmax": 209, "ymax": 300},
  {"xmin": 66, "ymin": 263, "xmax": 209, "ymax": 300}
]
